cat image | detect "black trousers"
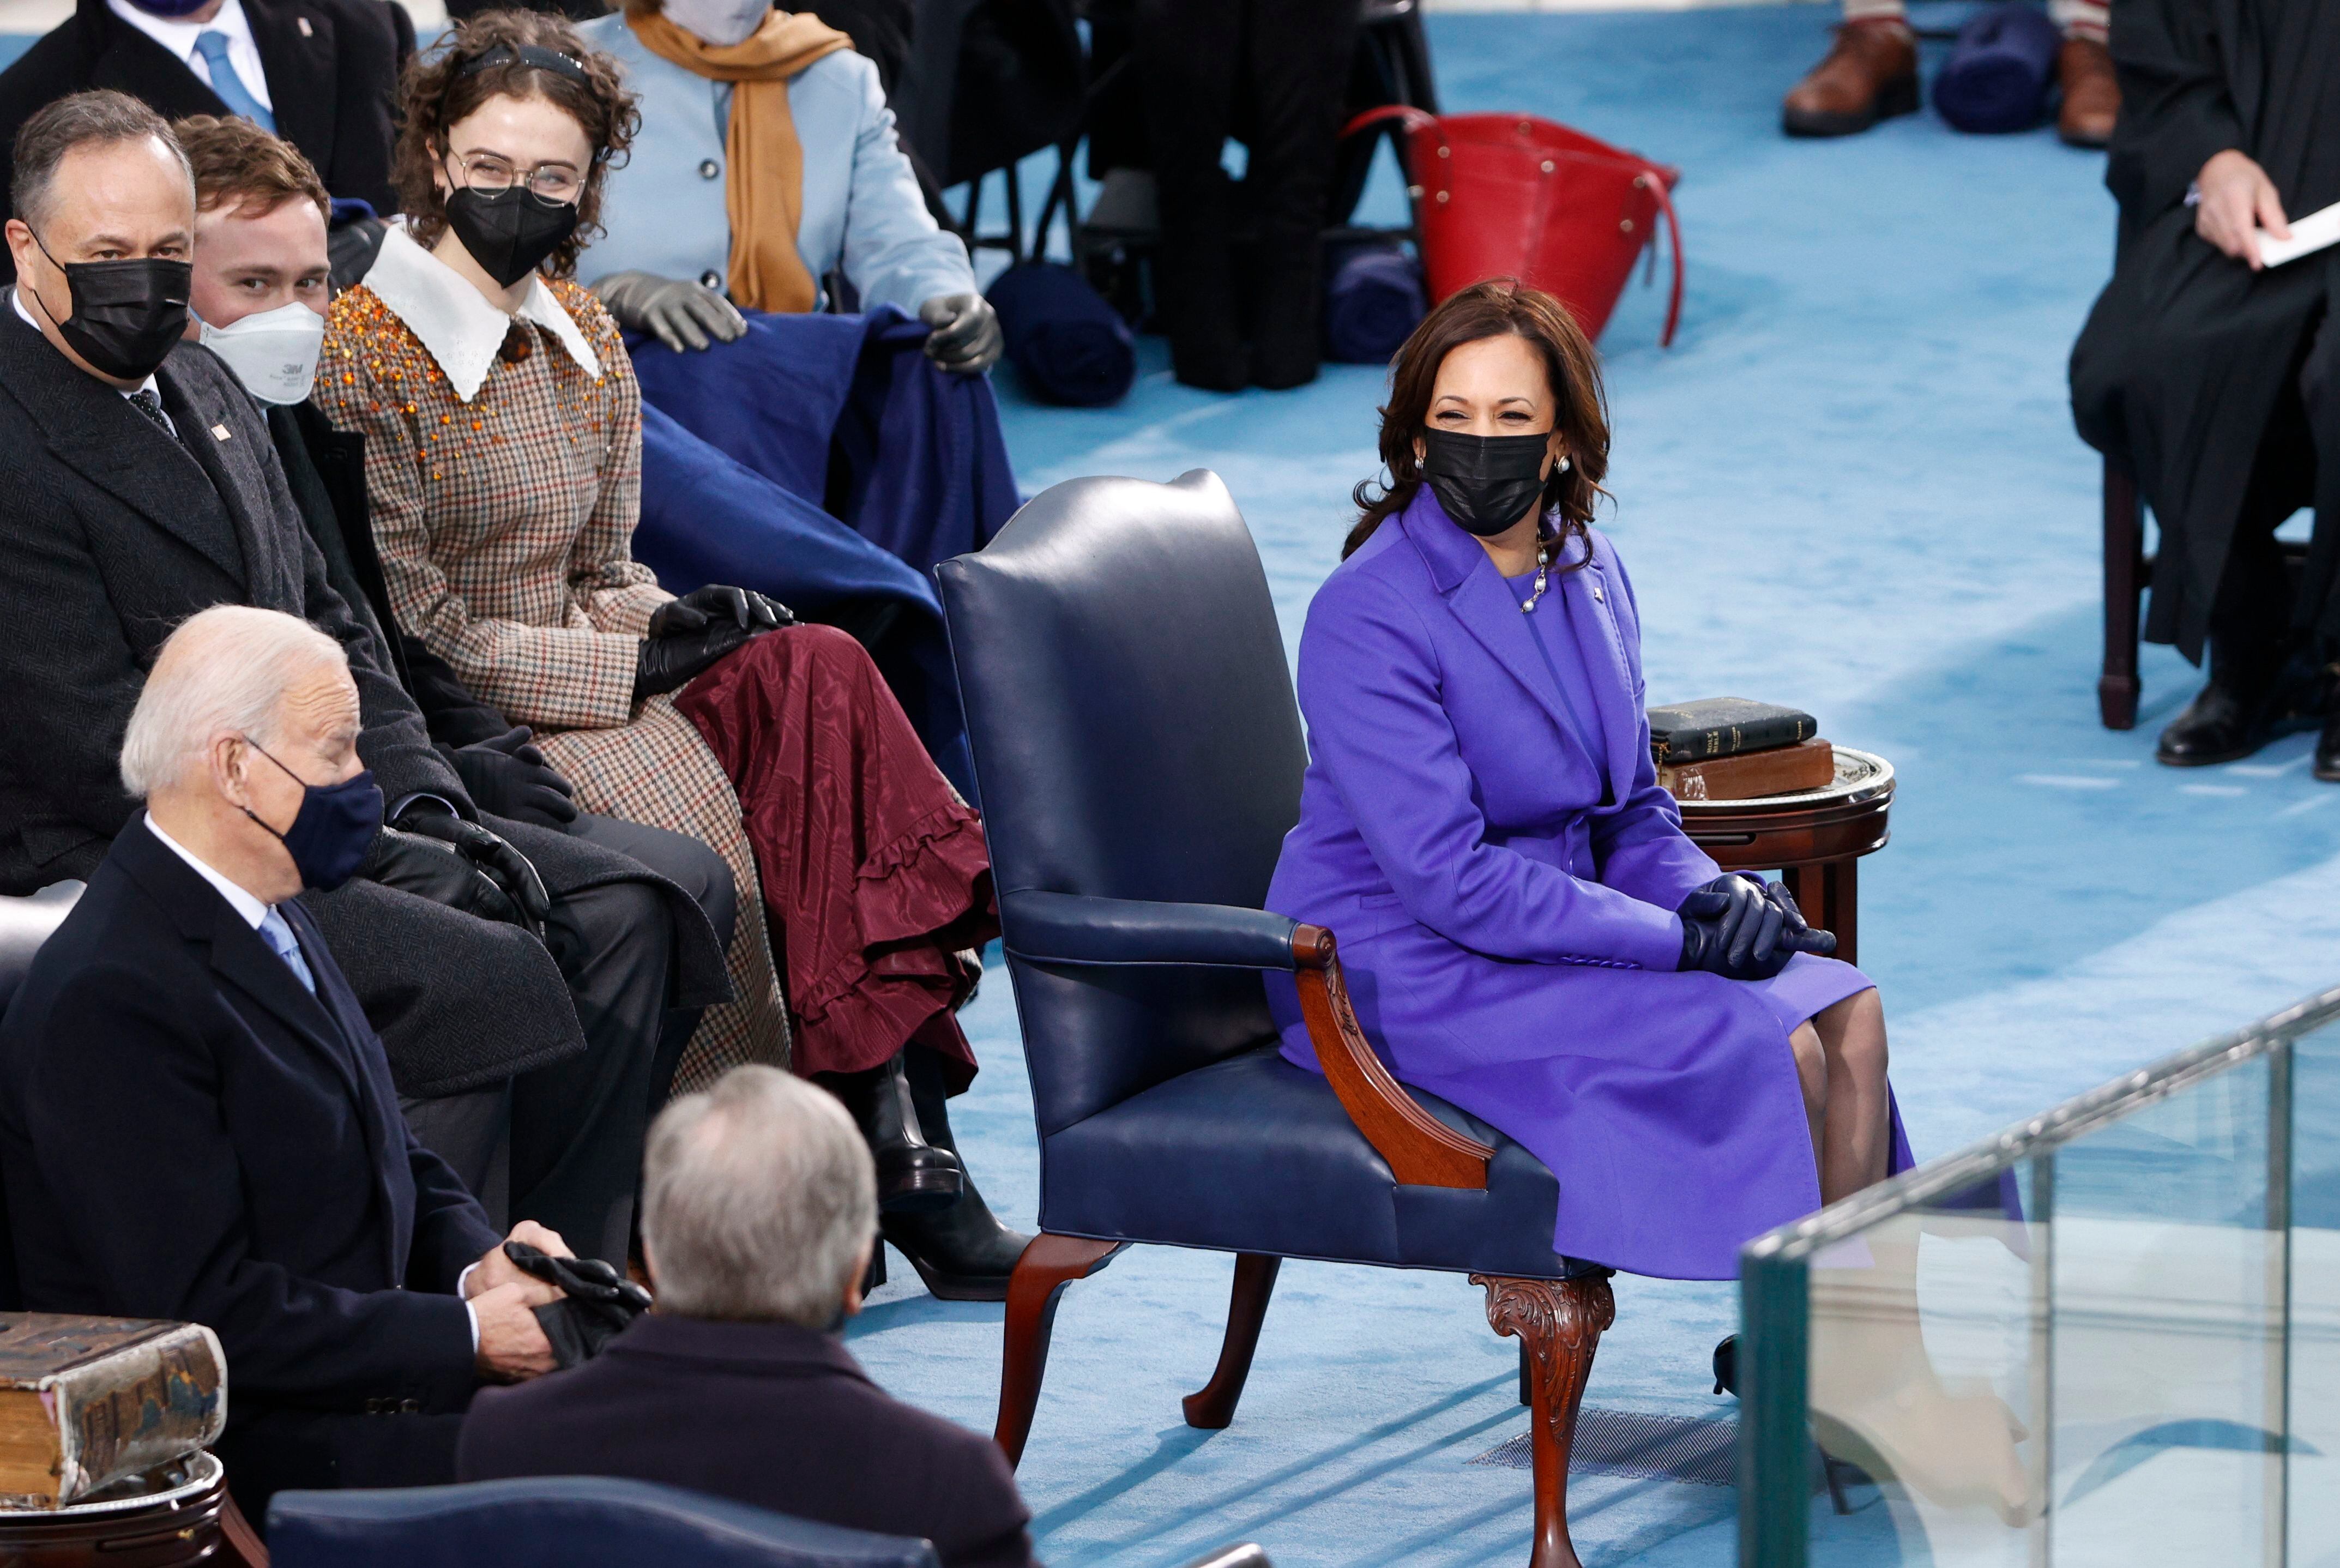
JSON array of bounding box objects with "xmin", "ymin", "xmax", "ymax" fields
[
  {"xmin": 508, "ymin": 813, "xmax": 735, "ymax": 1263},
  {"xmin": 2208, "ymin": 309, "xmax": 2335, "ymax": 662},
  {"xmin": 1133, "ymin": 0, "xmax": 1359, "ymax": 389}
]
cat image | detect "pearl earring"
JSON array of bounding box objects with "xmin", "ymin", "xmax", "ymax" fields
[{"xmin": 1556, "ymin": 456, "xmax": 1572, "ymax": 474}]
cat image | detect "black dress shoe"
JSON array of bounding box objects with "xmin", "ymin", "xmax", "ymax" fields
[
  {"xmin": 824, "ymin": 1053, "xmax": 963, "ymax": 1215},
  {"xmin": 877, "ymin": 1046, "xmax": 1033, "ymax": 1301},
  {"xmin": 1712, "ymin": 1334, "xmax": 1738, "ymax": 1397},
  {"xmin": 2156, "ymin": 634, "xmax": 2288, "ymax": 766}
]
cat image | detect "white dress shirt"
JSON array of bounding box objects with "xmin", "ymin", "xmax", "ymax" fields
[
  {"xmin": 143, "ymin": 810, "xmax": 483, "ymax": 1348},
  {"xmin": 106, "ymin": 0, "xmax": 275, "ymax": 111}
]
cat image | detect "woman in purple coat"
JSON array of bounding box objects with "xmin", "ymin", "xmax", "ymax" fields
[{"xmin": 1265, "ymin": 281, "xmax": 1911, "ymax": 1283}]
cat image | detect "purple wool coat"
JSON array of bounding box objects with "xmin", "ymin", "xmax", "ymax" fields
[{"xmin": 1265, "ymin": 490, "xmax": 1911, "ymax": 1280}]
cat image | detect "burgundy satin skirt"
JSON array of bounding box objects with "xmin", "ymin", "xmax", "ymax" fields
[{"xmin": 677, "ymin": 625, "xmax": 997, "ymax": 1084}]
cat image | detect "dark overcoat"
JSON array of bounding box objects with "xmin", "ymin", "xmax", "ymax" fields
[
  {"xmin": 0, "ymin": 820, "xmax": 502, "ymax": 1511},
  {"xmin": 458, "ymin": 1313, "xmax": 1038, "ymax": 1568},
  {"xmin": 0, "ymin": 0, "xmax": 411, "ymax": 280},
  {"xmin": 2069, "ymin": 0, "xmax": 2339, "ymax": 661},
  {"xmin": 0, "ymin": 309, "xmax": 720, "ymax": 1093}
]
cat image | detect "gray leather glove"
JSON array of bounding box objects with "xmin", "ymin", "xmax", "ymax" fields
[
  {"xmin": 918, "ymin": 292, "xmax": 1003, "ymax": 375},
  {"xmin": 594, "ymin": 270, "xmax": 748, "ymax": 353}
]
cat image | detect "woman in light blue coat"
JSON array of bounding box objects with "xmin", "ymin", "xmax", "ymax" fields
[{"xmin": 578, "ymin": 0, "xmax": 999, "ymax": 372}]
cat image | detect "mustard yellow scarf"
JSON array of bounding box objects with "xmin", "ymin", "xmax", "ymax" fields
[{"xmin": 626, "ymin": 2, "xmax": 852, "ymax": 312}]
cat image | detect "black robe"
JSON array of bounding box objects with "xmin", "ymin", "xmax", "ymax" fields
[{"xmin": 2069, "ymin": 0, "xmax": 2338, "ymax": 664}]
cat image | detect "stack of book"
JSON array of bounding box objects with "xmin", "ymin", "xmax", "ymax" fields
[{"xmin": 1645, "ymin": 698, "xmax": 1835, "ymax": 803}]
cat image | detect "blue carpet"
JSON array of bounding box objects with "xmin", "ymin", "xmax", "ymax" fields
[
  {"xmin": 851, "ymin": 7, "xmax": 2340, "ymax": 1567},
  {"xmin": 9, "ymin": 5, "xmax": 2331, "ymax": 1561}
]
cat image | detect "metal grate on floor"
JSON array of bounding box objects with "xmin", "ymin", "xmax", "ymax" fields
[{"xmin": 1468, "ymin": 1407, "xmax": 1739, "ymax": 1487}]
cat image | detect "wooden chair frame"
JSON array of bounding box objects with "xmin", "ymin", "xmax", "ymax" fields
[{"xmin": 993, "ymin": 925, "xmax": 1615, "ymax": 1568}]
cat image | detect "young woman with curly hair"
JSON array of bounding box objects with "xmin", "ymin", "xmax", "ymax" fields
[{"xmin": 315, "ymin": 9, "xmax": 1026, "ymax": 1298}]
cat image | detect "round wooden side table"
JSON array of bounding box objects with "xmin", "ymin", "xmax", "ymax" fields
[
  {"xmin": 1674, "ymin": 747, "xmax": 1893, "ymax": 966},
  {"xmin": 0, "ymin": 1451, "xmax": 260, "ymax": 1568}
]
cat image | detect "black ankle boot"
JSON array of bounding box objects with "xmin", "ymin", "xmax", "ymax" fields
[
  {"xmin": 879, "ymin": 1048, "xmax": 1032, "ymax": 1301},
  {"xmin": 2156, "ymin": 630, "xmax": 2289, "ymax": 766},
  {"xmin": 824, "ymin": 1053, "xmax": 963, "ymax": 1215}
]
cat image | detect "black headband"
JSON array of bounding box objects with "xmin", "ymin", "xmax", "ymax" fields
[{"xmin": 453, "ymin": 43, "xmax": 593, "ymax": 87}]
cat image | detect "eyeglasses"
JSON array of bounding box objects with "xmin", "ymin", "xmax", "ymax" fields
[{"xmin": 444, "ymin": 149, "xmax": 583, "ymax": 203}]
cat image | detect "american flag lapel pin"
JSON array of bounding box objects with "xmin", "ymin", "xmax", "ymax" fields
[
  {"xmin": 211, "ymin": 424, "xmax": 232, "ymax": 442},
  {"xmin": 298, "ymin": 15, "xmax": 313, "ymax": 35}
]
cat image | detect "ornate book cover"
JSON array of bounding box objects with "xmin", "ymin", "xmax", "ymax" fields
[{"xmin": 0, "ymin": 1314, "xmax": 225, "ymax": 1508}]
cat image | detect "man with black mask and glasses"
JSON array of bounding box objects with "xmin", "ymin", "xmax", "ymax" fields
[{"xmin": 0, "ymin": 91, "xmax": 734, "ymax": 1276}]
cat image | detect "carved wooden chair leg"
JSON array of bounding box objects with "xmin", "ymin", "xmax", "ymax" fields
[
  {"xmin": 995, "ymin": 1234, "xmax": 1126, "ymax": 1467},
  {"xmin": 1183, "ymin": 1252, "xmax": 1281, "ymax": 1429},
  {"xmin": 220, "ymin": 1493, "xmax": 270, "ymax": 1567},
  {"xmin": 1473, "ymin": 1272, "xmax": 1617, "ymax": 1568}
]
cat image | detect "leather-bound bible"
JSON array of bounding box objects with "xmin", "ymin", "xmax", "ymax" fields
[
  {"xmin": 1646, "ymin": 698, "xmax": 1818, "ymax": 763},
  {"xmin": 0, "ymin": 1315, "xmax": 225, "ymax": 1507},
  {"xmin": 1660, "ymin": 737, "xmax": 1836, "ymax": 801}
]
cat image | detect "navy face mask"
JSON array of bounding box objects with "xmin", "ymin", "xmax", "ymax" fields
[
  {"xmin": 1420, "ymin": 427, "xmax": 1554, "ymax": 538},
  {"xmin": 243, "ymin": 741, "xmax": 383, "ymax": 892}
]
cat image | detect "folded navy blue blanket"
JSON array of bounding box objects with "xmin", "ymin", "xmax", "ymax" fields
[
  {"xmin": 1933, "ymin": 2, "xmax": 2060, "ymax": 134},
  {"xmin": 987, "ymin": 260, "xmax": 1137, "ymax": 407},
  {"xmin": 1323, "ymin": 241, "xmax": 1426, "ymax": 365}
]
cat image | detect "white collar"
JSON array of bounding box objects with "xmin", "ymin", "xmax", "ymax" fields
[
  {"xmin": 145, "ymin": 811, "xmax": 272, "ymax": 931},
  {"xmin": 10, "ymin": 286, "xmax": 162, "ymax": 402},
  {"xmin": 106, "ymin": 0, "xmax": 254, "ymax": 67},
  {"xmin": 359, "ymin": 224, "xmax": 602, "ymax": 404}
]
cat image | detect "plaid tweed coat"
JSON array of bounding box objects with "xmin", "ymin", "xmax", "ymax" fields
[{"xmin": 315, "ymin": 232, "xmax": 789, "ymax": 1089}]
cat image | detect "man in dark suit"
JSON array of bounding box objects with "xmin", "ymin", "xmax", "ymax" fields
[
  {"xmin": 0, "ymin": 0, "xmax": 408, "ymax": 285},
  {"xmin": 459, "ymin": 1064, "xmax": 1039, "ymax": 1568},
  {"xmin": 0, "ymin": 605, "xmax": 570, "ymax": 1524},
  {"xmin": 0, "ymin": 92, "xmax": 732, "ymax": 1263}
]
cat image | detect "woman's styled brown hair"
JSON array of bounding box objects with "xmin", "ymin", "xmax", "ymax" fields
[
  {"xmin": 390, "ymin": 10, "xmax": 639, "ymax": 280},
  {"xmin": 1346, "ymin": 278, "xmax": 1613, "ymax": 562}
]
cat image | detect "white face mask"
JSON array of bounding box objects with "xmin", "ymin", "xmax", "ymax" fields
[
  {"xmin": 664, "ymin": 0, "xmax": 773, "ymax": 46},
  {"xmin": 198, "ymin": 300, "xmax": 327, "ymax": 405}
]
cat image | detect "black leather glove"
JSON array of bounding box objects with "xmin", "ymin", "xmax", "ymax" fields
[
  {"xmin": 634, "ymin": 619, "xmax": 755, "ymax": 701},
  {"xmin": 593, "ymin": 269, "xmax": 748, "ymax": 353},
  {"xmin": 505, "ymin": 1240, "xmax": 651, "ymax": 1371},
  {"xmin": 1678, "ymin": 874, "xmax": 1798, "ymax": 981},
  {"xmin": 918, "ymin": 292, "xmax": 1003, "ymax": 375},
  {"xmin": 1762, "ymin": 879, "xmax": 1837, "ymax": 958},
  {"xmin": 648, "ymin": 585, "xmax": 793, "ymax": 640},
  {"xmin": 448, "ymin": 727, "xmax": 578, "ymax": 830},
  {"xmin": 362, "ymin": 825, "xmax": 528, "ymax": 930},
  {"xmin": 391, "ymin": 803, "xmax": 553, "ymax": 937}
]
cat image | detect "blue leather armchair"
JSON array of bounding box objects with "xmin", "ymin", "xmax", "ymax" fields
[
  {"xmin": 935, "ymin": 471, "xmax": 1617, "ymax": 1568},
  {"xmin": 267, "ymin": 1476, "xmax": 940, "ymax": 1567}
]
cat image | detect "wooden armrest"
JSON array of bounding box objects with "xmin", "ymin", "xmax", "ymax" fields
[{"xmin": 1290, "ymin": 924, "xmax": 1493, "ymax": 1190}]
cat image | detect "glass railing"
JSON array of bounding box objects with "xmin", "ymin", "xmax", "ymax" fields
[{"xmin": 1738, "ymin": 985, "xmax": 2340, "ymax": 1567}]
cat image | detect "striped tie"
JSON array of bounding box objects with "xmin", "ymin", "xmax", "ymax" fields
[{"xmin": 193, "ymin": 32, "xmax": 275, "ymax": 132}]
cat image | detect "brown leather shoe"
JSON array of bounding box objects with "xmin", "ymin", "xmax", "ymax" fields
[
  {"xmin": 1783, "ymin": 20, "xmax": 1920, "ymax": 138},
  {"xmin": 2056, "ymin": 36, "xmax": 2119, "ymax": 148}
]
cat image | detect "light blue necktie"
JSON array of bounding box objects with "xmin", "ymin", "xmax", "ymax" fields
[
  {"xmin": 192, "ymin": 31, "xmax": 275, "ymax": 132},
  {"xmin": 258, "ymin": 908, "xmax": 317, "ymax": 996}
]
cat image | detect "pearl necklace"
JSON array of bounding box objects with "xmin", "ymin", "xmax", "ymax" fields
[{"xmin": 1519, "ymin": 538, "xmax": 1553, "ymax": 613}]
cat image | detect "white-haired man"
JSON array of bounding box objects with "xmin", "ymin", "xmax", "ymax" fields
[
  {"xmin": 459, "ymin": 1065, "xmax": 1038, "ymax": 1568},
  {"xmin": 0, "ymin": 606, "xmax": 572, "ymax": 1526}
]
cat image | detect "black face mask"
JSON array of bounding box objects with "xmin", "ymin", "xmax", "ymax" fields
[
  {"xmin": 443, "ymin": 185, "xmax": 580, "ymax": 288},
  {"xmin": 1419, "ymin": 428, "xmax": 1554, "ymax": 538},
  {"xmin": 27, "ymin": 231, "xmax": 190, "ymax": 382},
  {"xmin": 242, "ymin": 741, "xmax": 384, "ymax": 892}
]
